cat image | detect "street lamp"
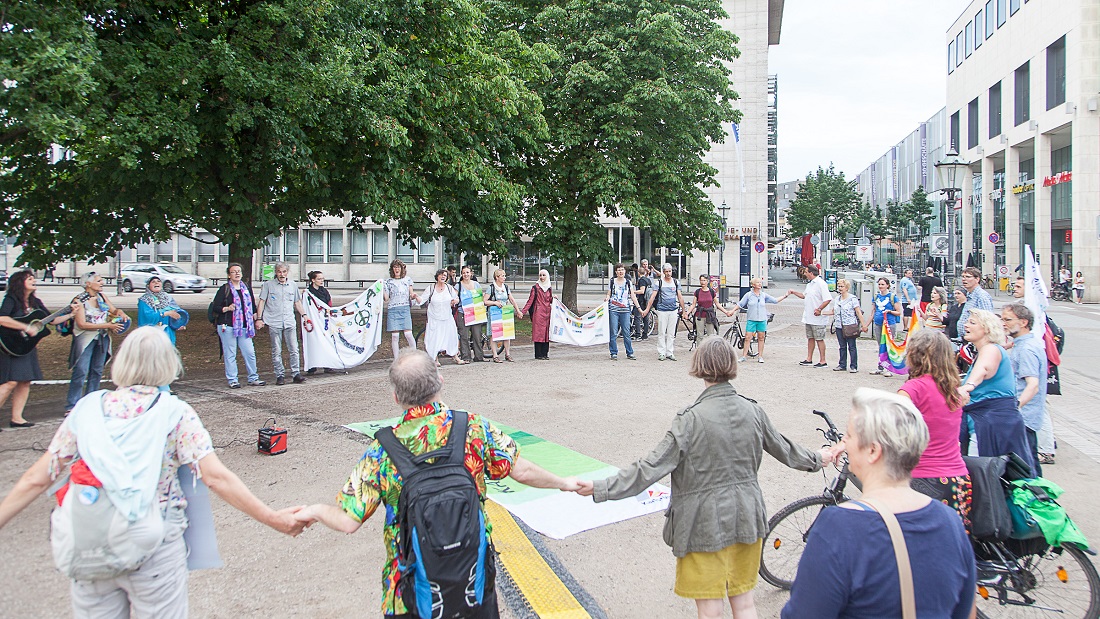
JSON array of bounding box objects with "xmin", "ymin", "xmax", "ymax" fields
[
  {"xmin": 934, "ymin": 148, "xmax": 971, "ymax": 281},
  {"xmin": 718, "ymin": 200, "xmax": 729, "ymax": 302}
]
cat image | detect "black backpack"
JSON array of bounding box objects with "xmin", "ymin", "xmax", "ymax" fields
[
  {"xmin": 375, "ymin": 412, "xmax": 494, "ymax": 619},
  {"xmin": 207, "ymin": 284, "xmax": 227, "ymax": 324}
]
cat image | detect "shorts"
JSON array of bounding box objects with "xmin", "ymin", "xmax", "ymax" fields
[
  {"xmin": 804, "ymin": 323, "xmax": 827, "ymax": 340},
  {"xmin": 386, "ymin": 305, "xmax": 412, "ymax": 331},
  {"xmin": 746, "ymin": 320, "xmax": 767, "ymax": 333},
  {"xmin": 903, "ymin": 303, "xmax": 913, "ymax": 318},
  {"xmin": 1076, "ymin": 288, "xmax": 1084, "ymax": 299},
  {"xmin": 674, "ymin": 539, "xmax": 763, "ymax": 599}
]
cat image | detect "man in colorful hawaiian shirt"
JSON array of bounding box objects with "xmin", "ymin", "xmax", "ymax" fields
[{"xmin": 296, "ymin": 349, "xmax": 579, "ymax": 618}]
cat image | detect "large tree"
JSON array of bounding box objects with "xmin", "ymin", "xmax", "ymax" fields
[
  {"xmin": 784, "ymin": 164, "xmax": 863, "ymax": 238},
  {"xmin": 1, "ymin": 0, "xmax": 550, "ymax": 271},
  {"xmin": 883, "ymin": 186, "xmax": 935, "ymax": 263},
  {"xmin": 486, "ymin": 0, "xmax": 741, "ymax": 309}
]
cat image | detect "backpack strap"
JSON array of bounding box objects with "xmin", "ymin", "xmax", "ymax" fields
[{"xmin": 376, "ymin": 411, "xmax": 469, "ymax": 478}]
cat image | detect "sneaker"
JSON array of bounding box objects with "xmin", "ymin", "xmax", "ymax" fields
[
  {"xmin": 869, "ymin": 369, "xmax": 883, "ymax": 375},
  {"xmin": 229, "ymin": 382, "xmax": 241, "ymax": 389},
  {"xmin": 323, "ymin": 368, "xmax": 347, "ymax": 375},
  {"xmin": 798, "ymin": 360, "xmax": 813, "ymax": 366},
  {"xmin": 738, "ymin": 357, "xmax": 747, "ymax": 363},
  {"xmin": 667, "ymin": 356, "xmax": 677, "ymax": 361},
  {"xmin": 306, "ymin": 368, "xmax": 317, "ymax": 376},
  {"xmin": 610, "ymin": 354, "xmax": 618, "ymax": 360},
  {"xmin": 833, "ymin": 366, "xmax": 846, "ymax": 371},
  {"xmin": 627, "ymin": 354, "xmax": 636, "ymax": 360},
  {"xmin": 292, "ymin": 374, "xmax": 306, "ymax": 384},
  {"xmin": 758, "ymin": 357, "xmax": 765, "ymax": 364},
  {"xmin": 849, "ymin": 368, "xmax": 858, "ymax": 373},
  {"xmin": 658, "ymin": 355, "xmax": 666, "ymax": 361},
  {"xmin": 275, "ymin": 376, "xmax": 286, "ymax": 386},
  {"xmin": 813, "ymin": 362, "xmax": 828, "ymax": 368},
  {"xmin": 1039, "ymin": 453, "xmax": 1056, "ymax": 465},
  {"xmin": 248, "ymin": 379, "xmax": 267, "ymax": 387}
]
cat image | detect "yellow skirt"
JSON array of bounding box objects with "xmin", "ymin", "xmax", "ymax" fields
[{"xmin": 674, "ymin": 539, "xmax": 763, "ymax": 599}]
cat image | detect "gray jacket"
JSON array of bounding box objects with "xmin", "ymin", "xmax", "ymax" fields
[{"xmin": 593, "ymin": 382, "xmax": 822, "ymax": 557}]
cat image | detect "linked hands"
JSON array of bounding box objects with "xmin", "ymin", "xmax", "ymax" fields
[{"xmin": 271, "ymin": 505, "xmax": 310, "ymax": 537}]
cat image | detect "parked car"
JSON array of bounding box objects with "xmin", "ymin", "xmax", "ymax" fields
[
  {"xmin": 0, "ymin": 270, "xmax": 7, "ymax": 291},
  {"xmin": 120, "ymin": 263, "xmax": 207, "ymax": 293}
]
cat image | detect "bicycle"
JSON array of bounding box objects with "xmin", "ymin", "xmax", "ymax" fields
[
  {"xmin": 1051, "ymin": 284, "xmax": 1072, "ymax": 302},
  {"xmin": 674, "ymin": 310, "xmax": 698, "ymax": 351},
  {"xmin": 759, "ymin": 411, "xmax": 1100, "ymax": 619},
  {"xmin": 722, "ymin": 312, "xmax": 773, "ymax": 359}
]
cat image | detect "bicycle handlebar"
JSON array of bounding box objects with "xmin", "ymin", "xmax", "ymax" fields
[{"xmin": 812, "ymin": 410, "xmax": 842, "ymax": 444}]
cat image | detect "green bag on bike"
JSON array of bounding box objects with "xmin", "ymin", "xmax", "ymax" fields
[{"xmin": 1007, "ymin": 478, "xmax": 1090, "ymax": 550}]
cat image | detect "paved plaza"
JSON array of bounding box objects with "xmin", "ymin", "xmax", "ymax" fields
[{"xmin": 2, "ymin": 269, "xmax": 1100, "ymax": 617}]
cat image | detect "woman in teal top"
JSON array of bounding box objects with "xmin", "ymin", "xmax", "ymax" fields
[{"xmin": 958, "ymin": 309, "xmax": 1036, "ymax": 476}]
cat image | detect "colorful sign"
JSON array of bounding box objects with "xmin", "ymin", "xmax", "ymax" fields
[
  {"xmin": 754, "ymin": 241, "xmax": 765, "ymax": 253},
  {"xmin": 988, "ymin": 232, "xmax": 1000, "ymax": 244},
  {"xmin": 1042, "ymin": 171, "xmax": 1072, "ymax": 187},
  {"xmin": 460, "ymin": 285, "xmax": 487, "ymax": 326},
  {"xmin": 301, "ymin": 282, "xmax": 384, "ymax": 370},
  {"xmin": 488, "ymin": 304, "xmax": 516, "ymax": 341},
  {"xmin": 549, "ymin": 299, "xmax": 609, "ymax": 347}
]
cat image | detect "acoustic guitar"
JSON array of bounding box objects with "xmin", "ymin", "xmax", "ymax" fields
[{"xmin": 0, "ymin": 304, "xmax": 79, "ymax": 357}]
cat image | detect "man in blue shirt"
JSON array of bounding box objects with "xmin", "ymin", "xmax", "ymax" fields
[
  {"xmin": 898, "ymin": 268, "xmax": 918, "ymax": 329},
  {"xmin": 1003, "ymin": 302, "xmax": 1048, "ymax": 476},
  {"xmin": 957, "ymin": 267, "xmax": 993, "ymax": 339}
]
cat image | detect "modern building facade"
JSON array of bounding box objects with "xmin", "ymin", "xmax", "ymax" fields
[
  {"xmin": 947, "ymin": 0, "xmax": 1098, "ymax": 297},
  {"xmin": 17, "ymin": 0, "xmax": 785, "ymax": 291}
]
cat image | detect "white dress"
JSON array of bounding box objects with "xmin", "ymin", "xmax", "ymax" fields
[{"xmin": 419, "ymin": 284, "xmax": 459, "ymax": 357}]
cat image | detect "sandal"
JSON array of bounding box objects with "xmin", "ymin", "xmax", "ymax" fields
[
  {"xmin": 505, "ymin": 355, "xmax": 514, "ymax": 362},
  {"xmin": 492, "ymin": 357, "xmax": 504, "ymax": 363}
]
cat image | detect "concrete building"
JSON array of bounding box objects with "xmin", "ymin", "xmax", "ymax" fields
[
  {"xmin": 19, "ymin": 0, "xmax": 785, "ymax": 292},
  {"xmin": 947, "ymin": 0, "xmax": 1099, "ymax": 297}
]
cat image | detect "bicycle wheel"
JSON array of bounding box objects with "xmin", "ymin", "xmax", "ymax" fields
[
  {"xmin": 759, "ymin": 495, "xmax": 843, "ymax": 590},
  {"xmin": 746, "ymin": 334, "xmax": 758, "ymax": 358},
  {"xmin": 975, "ymin": 544, "xmax": 1100, "ymax": 619}
]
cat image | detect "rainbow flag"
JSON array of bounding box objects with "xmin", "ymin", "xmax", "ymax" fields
[{"xmin": 879, "ymin": 313, "xmax": 921, "ymax": 375}]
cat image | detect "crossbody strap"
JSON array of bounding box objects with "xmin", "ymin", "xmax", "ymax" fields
[{"xmin": 857, "ymin": 498, "xmax": 916, "ymax": 619}]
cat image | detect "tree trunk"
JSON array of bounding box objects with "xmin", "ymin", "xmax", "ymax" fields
[
  {"xmin": 228, "ymin": 241, "xmax": 256, "ymax": 285},
  {"xmin": 561, "ymin": 261, "xmax": 579, "ymax": 313}
]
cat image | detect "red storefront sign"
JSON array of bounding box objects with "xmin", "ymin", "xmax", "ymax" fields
[
  {"xmin": 1066, "ymin": 230, "xmax": 1072, "ymax": 244},
  {"xmin": 1043, "ymin": 171, "xmax": 1072, "ymax": 187}
]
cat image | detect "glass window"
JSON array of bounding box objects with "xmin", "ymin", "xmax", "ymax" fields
[
  {"xmin": 177, "ymin": 236, "xmax": 193, "ymax": 262},
  {"xmin": 196, "ymin": 234, "xmax": 216, "ymax": 262},
  {"xmin": 284, "ymin": 232, "xmax": 299, "ymax": 263},
  {"xmin": 327, "ymin": 230, "xmax": 344, "ymax": 263},
  {"xmin": 985, "ymin": 1, "xmax": 995, "ymax": 38},
  {"xmin": 967, "ymin": 98, "xmax": 979, "ymax": 150},
  {"xmin": 988, "ymin": 81, "xmax": 1002, "ymax": 139},
  {"xmin": 136, "ymin": 243, "xmax": 152, "ymax": 262},
  {"xmin": 396, "ymin": 238, "xmax": 415, "ymax": 262},
  {"xmin": 155, "ymin": 240, "xmax": 174, "ymax": 263},
  {"xmin": 1051, "ymin": 146, "xmax": 1072, "ymax": 221},
  {"xmin": 997, "ymin": 0, "xmax": 1006, "ymax": 27},
  {"xmin": 263, "ymin": 234, "xmax": 280, "ymax": 262},
  {"xmin": 218, "ymin": 241, "xmax": 229, "ymax": 262},
  {"xmin": 306, "ymin": 230, "xmax": 324, "ymax": 263},
  {"xmin": 1015, "ymin": 62, "xmax": 1030, "ymax": 126},
  {"xmin": 965, "ymin": 22, "xmax": 973, "ymax": 58},
  {"xmin": 949, "ymin": 111, "xmax": 960, "ymax": 152},
  {"xmin": 947, "ymin": 42, "xmax": 955, "ymax": 74},
  {"xmin": 417, "ymin": 238, "xmax": 436, "ymax": 264},
  {"xmin": 1018, "ymin": 158, "xmax": 1035, "ymax": 224},
  {"xmin": 974, "ymin": 11, "xmax": 983, "ymax": 48},
  {"xmin": 372, "ymin": 229, "xmax": 389, "ymax": 263},
  {"xmin": 1010, "ymin": 0, "xmax": 1020, "ymax": 15},
  {"xmin": 1046, "ymin": 36, "xmax": 1066, "ymax": 111},
  {"xmin": 955, "ymin": 33, "xmax": 963, "ymax": 67},
  {"xmin": 350, "ymin": 231, "xmax": 369, "ymax": 263}
]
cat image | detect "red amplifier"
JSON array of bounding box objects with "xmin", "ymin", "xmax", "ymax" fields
[{"xmin": 258, "ymin": 418, "xmax": 288, "ymax": 455}]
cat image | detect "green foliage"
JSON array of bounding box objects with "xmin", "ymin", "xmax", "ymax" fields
[
  {"xmin": 884, "ymin": 186, "xmax": 935, "ymax": 248},
  {"xmin": 784, "ymin": 164, "xmax": 862, "ymax": 238},
  {"xmin": 485, "ymin": 0, "xmax": 741, "ymax": 306},
  {"xmin": 840, "ymin": 202, "xmax": 887, "ymax": 241},
  {"xmin": 1, "ymin": 0, "xmax": 549, "ymax": 267}
]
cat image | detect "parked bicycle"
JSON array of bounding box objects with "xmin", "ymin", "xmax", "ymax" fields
[
  {"xmin": 759, "ymin": 410, "xmax": 1100, "ymax": 619},
  {"xmin": 722, "ymin": 312, "xmax": 773, "ymax": 359}
]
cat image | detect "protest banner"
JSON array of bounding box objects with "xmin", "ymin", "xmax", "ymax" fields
[
  {"xmin": 549, "ymin": 299, "xmax": 609, "ymax": 347},
  {"xmin": 489, "ymin": 304, "xmax": 515, "ymax": 341},
  {"xmin": 460, "ymin": 286, "xmax": 487, "ymax": 326},
  {"xmin": 301, "ymin": 282, "xmax": 384, "ymax": 370}
]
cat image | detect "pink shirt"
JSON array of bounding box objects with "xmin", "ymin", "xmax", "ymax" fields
[{"xmin": 899, "ymin": 375, "xmax": 968, "ymax": 478}]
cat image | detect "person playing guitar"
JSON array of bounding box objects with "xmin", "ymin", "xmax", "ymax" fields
[{"xmin": 0, "ymin": 271, "xmax": 78, "ymax": 429}]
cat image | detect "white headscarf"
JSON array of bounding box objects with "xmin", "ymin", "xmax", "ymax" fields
[{"xmin": 537, "ymin": 270, "xmax": 551, "ymax": 291}]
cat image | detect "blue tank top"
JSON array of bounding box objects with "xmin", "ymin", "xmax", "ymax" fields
[{"xmin": 966, "ymin": 344, "xmax": 1016, "ymax": 403}]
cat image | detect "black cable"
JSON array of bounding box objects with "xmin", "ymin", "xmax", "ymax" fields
[
  {"xmin": 0, "ymin": 440, "xmax": 49, "ymax": 454},
  {"xmin": 212, "ymin": 437, "xmax": 253, "ymax": 450}
]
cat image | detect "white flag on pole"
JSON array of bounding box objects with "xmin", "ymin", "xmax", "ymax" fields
[{"xmin": 1022, "ymin": 244, "xmax": 1049, "ymax": 328}]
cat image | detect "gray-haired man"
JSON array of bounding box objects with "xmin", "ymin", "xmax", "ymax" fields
[{"xmin": 256, "ymin": 263, "xmax": 306, "ymax": 385}]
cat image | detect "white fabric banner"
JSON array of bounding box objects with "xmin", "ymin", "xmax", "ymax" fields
[
  {"xmin": 301, "ymin": 283, "xmax": 385, "ymax": 370},
  {"xmin": 549, "ymin": 299, "xmax": 609, "ymax": 347},
  {"xmin": 1022, "ymin": 244, "xmax": 1050, "ymax": 328}
]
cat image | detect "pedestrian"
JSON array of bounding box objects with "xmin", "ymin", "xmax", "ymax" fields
[
  {"xmin": 958, "ymin": 309, "xmax": 1036, "ymax": 476},
  {"xmin": 898, "ymin": 268, "xmax": 918, "ymax": 328},
  {"xmin": 732, "ymin": 277, "xmax": 786, "ymax": 364},
  {"xmin": 523, "ymin": 269, "xmax": 554, "ymax": 360},
  {"xmin": 957, "ymin": 267, "xmax": 993, "ymax": 340},
  {"xmin": 383, "ymin": 259, "xmax": 419, "ymax": 357},
  {"xmin": 640, "ymin": 263, "xmax": 688, "ymax": 361},
  {"xmin": 923, "ymin": 286, "xmax": 950, "ymax": 332},
  {"xmin": 417, "ymin": 269, "xmax": 463, "ymax": 367},
  {"xmin": 633, "ymin": 262, "xmax": 652, "ymax": 339},
  {"xmin": 866, "ymin": 277, "xmax": 902, "ymax": 375},
  {"xmin": 256, "ymin": 262, "xmax": 306, "ymax": 386},
  {"xmin": 783, "ymin": 388, "xmax": 975, "ymax": 618},
  {"xmin": 293, "ymin": 349, "xmax": 579, "ymax": 619},
  {"xmin": 0, "ymin": 327, "xmax": 306, "ymax": 618},
  {"xmin": 899, "ymin": 330, "xmax": 972, "ymax": 531},
  {"xmin": 1012, "ymin": 276, "xmax": 1058, "ymax": 465},
  {"xmin": 578, "ymin": 337, "xmax": 835, "ymax": 619},
  {"xmin": 944, "ymin": 287, "xmax": 967, "ymax": 341},
  {"xmin": 1001, "ymin": 303, "xmax": 1048, "ymax": 475},
  {"xmin": 823, "ymin": 278, "xmax": 866, "ymax": 373},
  {"xmin": 0, "ymin": 270, "xmax": 75, "ymax": 428},
  {"xmin": 303, "ymin": 271, "xmax": 345, "ymax": 375},
  {"xmin": 44, "ymin": 265, "xmax": 55, "ymax": 282},
  {"xmin": 485, "ymin": 268, "xmax": 522, "ymax": 363},
  {"xmin": 445, "ymin": 265, "xmax": 458, "ymax": 287},
  {"xmin": 688, "ymin": 274, "xmax": 730, "ymax": 339},
  {"xmin": 786, "ymin": 265, "xmax": 831, "ymax": 368},
  {"xmin": 917, "ymin": 266, "xmax": 943, "ymax": 313},
  {"xmin": 137, "ymin": 277, "xmax": 188, "ymax": 345},
  {"xmin": 1074, "ymin": 271, "xmax": 1085, "ymax": 304},
  {"xmin": 604, "ymin": 263, "xmax": 638, "ymax": 360},
  {"xmin": 1058, "ymin": 266, "xmax": 1071, "ymax": 297},
  {"xmin": 212, "ymin": 263, "xmax": 265, "ymax": 389},
  {"xmin": 67, "ymin": 272, "xmax": 129, "ymax": 411},
  {"xmin": 455, "ymin": 266, "xmax": 485, "ymax": 363}
]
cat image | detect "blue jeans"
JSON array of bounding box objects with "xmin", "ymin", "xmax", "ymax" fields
[
  {"xmin": 217, "ymin": 325, "xmax": 259, "ymax": 384},
  {"xmin": 609, "ymin": 310, "xmax": 634, "ymax": 356},
  {"xmin": 836, "ymin": 329, "xmax": 858, "ymax": 370},
  {"xmin": 268, "ymin": 325, "xmax": 300, "ymax": 377},
  {"xmin": 67, "ymin": 335, "xmax": 110, "ymax": 410}
]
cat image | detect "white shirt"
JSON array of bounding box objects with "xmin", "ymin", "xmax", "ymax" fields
[{"xmin": 801, "ymin": 277, "xmax": 831, "ymax": 326}]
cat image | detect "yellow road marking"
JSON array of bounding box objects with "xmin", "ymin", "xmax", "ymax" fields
[{"xmin": 486, "ymin": 501, "xmax": 591, "ymax": 619}]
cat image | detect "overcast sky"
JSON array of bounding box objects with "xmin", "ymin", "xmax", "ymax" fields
[{"xmin": 769, "ymin": 0, "xmax": 969, "ymax": 182}]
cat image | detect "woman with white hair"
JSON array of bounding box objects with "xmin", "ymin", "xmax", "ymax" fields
[
  {"xmin": 522, "ymin": 269, "xmax": 554, "ymax": 360},
  {"xmin": 0, "ymin": 327, "xmax": 305, "ymax": 618},
  {"xmin": 640, "ymin": 263, "xmax": 688, "ymax": 361},
  {"xmin": 783, "ymin": 388, "xmax": 976, "ymax": 618},
  {"xmin": 732, "ymin": 277, "xmax": 787, "ymax": 364},
  {"xmin": 959, "ymin": 308, "xmax": 1036, "ymax": 475},
  {"xmin": 67, "ymin": 272, "xmax": 129, "ymax": 412}
]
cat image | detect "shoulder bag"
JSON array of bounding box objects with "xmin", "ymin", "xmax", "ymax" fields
[{"xmin": 859, "ymin": 498, "xmax": 916, "ymax": 619}]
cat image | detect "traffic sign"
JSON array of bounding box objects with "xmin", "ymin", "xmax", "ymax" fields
[
  {"xmin": 859, "ymin": 237, "xmax": 871, "ymax": 245},
  {"xmin": 988, "ymin": 232, "xmax": 1000, "ymax": 244},
  {"xmin": 754, "ymin": 241, "xmax": 765, "ymax": 253},
  {"xmin": 997, "ymin": 264, "xmax": 1010, "ymax": 278},
  {"xmin": 856, "ymin": 245, "xmax": 873, "ymax": 261}
]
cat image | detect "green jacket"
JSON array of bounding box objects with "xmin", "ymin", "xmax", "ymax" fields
[
  {"xmin": 593, "ymin": 382, "xmax": 823, "ymax": 557},
  {"xmin": 1009, "ymin": 478, "xmax": 1090, "ymax": 550}
]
